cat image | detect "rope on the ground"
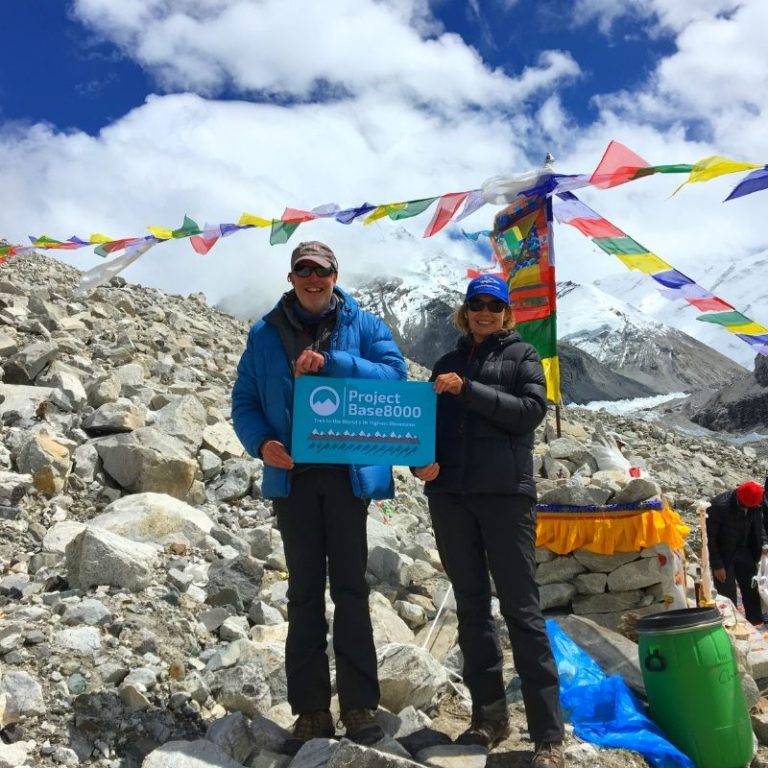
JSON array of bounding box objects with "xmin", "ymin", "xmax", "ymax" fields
[{"xmin": 421, "ymin": 583, "xmax": 454, "ymax": 650}]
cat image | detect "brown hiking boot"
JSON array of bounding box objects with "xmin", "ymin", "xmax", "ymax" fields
[
  {"xmin": 455, "ymin": 699, "xmax": 511, "ymax": 749},
  {"xmin": 532, "ymin": 741, "xmax": 565, "ymax": 768},
  {"xmin": 282, "ymin": 710, "xmax": 335, "ymax": 755},
  {"xmin": 340, "ymin": 708, "xmax": 385, "ymax": 745},
  {"xmin": 455, "ymin": 716, "xmax": 511, "ymax": 749}
]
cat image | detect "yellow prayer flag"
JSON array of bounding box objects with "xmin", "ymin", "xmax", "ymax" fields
[
  {"xmin": 541, "ymin": 356, "xmax": 561, "ymax": 405},
  {"xmin": 237, "ymin": 212, "xmax": 271, "ymax": 228},
  {"xmin": 364, "ymin": 204, "xmax": 404, "ymax": 225},
  {"xmin": 509, "ymin": 264, "xmax": 542, "ymax": 288},
  {"xmin": 723, "ymin": 321, "xmax": 768, "ymax": 336},
  {"xmin": 89, "ymin": 233, "xmax": 114, "ymax": 244},
  {"xmin": 147, "ymin": 226, "xmax": 173, "ymax": 240},
  {"xmin": 673, "ymin": 156, "xmax": 761, "ymax": 195},
  {"xmin": 616, "ymin": 253, "xmax": 671, "ymax": 274}
]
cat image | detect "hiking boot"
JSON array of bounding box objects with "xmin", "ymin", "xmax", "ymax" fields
[
  {"xmin": 282, "ymin": 710, "xmax": 335, "ymax": 756},
  {"xmin": 532, "ymin": 741, "xmax": 565, "ymax": 768},
  {"xmin": 455, "ymin": 717, "xmax": 511, "ymax": 749},
  {"xmin": 455, "ymin": 700, "xmax": 511, "ymax": 749},
  {"xmin": 340, "ymin": 708, "xmax": 385, "ymax": 745}
]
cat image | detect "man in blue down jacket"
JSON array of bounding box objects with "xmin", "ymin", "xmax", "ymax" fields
[{"xmin": 231, "ymin": 241, "xmax": 406, "ymax": 755}]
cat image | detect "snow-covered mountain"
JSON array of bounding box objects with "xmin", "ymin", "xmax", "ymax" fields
[
  {"xmin": 557, "ymin": 281, "xmax": 745, "ymax": 393},
  {"xmin": 592, "ymin": 250, "xmax": 768, "ymax": 370},
  {"xmin": 217, "ymin": 235, "xmax": 747, "ymax": 402}
]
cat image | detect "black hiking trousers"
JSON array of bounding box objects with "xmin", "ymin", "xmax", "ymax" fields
[
  {"xmin": 274, "ymin": 468, "xmax": 380, "ymax": 714},
  {"xmin": 716, "ymin": 549, "xmax": 763, "ymax": 625},
  {"xmin": 429, "ymin": 492, "xmax": 564, "ymax": 744}
]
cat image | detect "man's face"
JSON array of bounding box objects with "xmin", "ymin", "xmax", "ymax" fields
[{"xmin": 288, "ymin": 260, "xmax": 338, "ymax": 315}]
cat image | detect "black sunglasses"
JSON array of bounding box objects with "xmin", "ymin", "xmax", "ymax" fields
[
  {"xmin": 467, "ymin": 298, "xmax": 507, "ymax": 313},
  {"xmin": 292, "ymin": 264, "xmax": 335, "ymax": 278}
]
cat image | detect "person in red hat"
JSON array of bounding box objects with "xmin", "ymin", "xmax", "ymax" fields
[{"xmin": 706, "ymin": 480, "xmax": 768, "ymax": 625}]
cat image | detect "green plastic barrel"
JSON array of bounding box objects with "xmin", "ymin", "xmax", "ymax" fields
[{"xmin": 637, "ymin": 608, "xmax": 753, "ymax": 768}]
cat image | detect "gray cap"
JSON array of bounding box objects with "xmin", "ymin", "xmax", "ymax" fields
[{"xmin": 290, "ymin": 241, "xmax": 338, "ymax": 272}]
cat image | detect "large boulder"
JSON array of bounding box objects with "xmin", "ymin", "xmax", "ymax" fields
[
  {"xmin": 65, "ymin": 527, "xmax": 160, "ymax": 592},
  {"xmin": 94, "ymin": 427, "xmax": 198, "ymax": 499},
  {"xmin": 90, "ymin": 492, "xmax": 214, "ymax": 546},
  {"xmin": 376, "ymin": 644, "xmax": 449, "ymax": 712}
]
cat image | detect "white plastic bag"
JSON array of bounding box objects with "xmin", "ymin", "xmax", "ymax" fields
[
  {"xmin": 590, "ymin": 423, "xmax": 632, "ymax": 473},
  {"xmin": 753, "ymin": 553, "xmax": 768, "ymax": 615}
]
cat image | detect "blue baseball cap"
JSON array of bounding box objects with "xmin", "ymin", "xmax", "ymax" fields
[{"xmin": 465, "ymin": 274, "xmax": 509, "ymax": 304}]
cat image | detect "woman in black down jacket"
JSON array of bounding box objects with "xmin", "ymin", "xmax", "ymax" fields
[{"xmin": 415, "ymin": 274, "xmax": 564, "ymax": 768}]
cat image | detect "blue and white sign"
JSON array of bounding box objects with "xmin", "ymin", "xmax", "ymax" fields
[{"xmin": 292, "ymin": 376, "xmax": 436, "ymax": 466}]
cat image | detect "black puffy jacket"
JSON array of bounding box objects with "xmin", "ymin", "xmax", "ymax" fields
[
  {"xmin": 707, "ymin": 489, "xmax": 767, "ymax": 569},
  {"xmin": 424, "ymin": 330, "xmax": 547, "ymax": 498}
]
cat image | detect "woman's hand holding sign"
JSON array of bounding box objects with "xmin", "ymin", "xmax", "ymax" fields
[{"xmin": 433, "ymin": 372, "xmax": 464, "ymax": 395}]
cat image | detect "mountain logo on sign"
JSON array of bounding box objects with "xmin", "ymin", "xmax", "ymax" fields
[{"xmin": 309, "ymin": 386, "xmax": 340, "ymax": 416}]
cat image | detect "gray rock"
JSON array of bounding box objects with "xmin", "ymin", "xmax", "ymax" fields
[
  {"xmin": 292, "ymin": 738, "xmax": 340, "ymax": 767},
  {"xmin": 65, "ymin": 526, "xmax": 160, "ymax": 592},
  {"xmin": 202, "ymin": 422, "xmax": 245, "ymax": 460},
  {"xmin": 535, "ymin": 556, "xmax": 586, "ymax": 586},
  {"xmin": 377, "ymin": 643, "xmax": 449, "ymax": 712},
  {"xmin": 82, "ymin": 399, "xmax": 145, "ymax": 434},
  {"xmin": 539, "ymin": 582, "xmax": 576, "ymax": 610},
  {"xmin": 611, "ymin": 478, "xmax": 662, "ymax": 504},
  {"xmin": 572, "ymin": 590, "xmax": 642, "ymax": 614},
  {"xmin": 95, "ymin": 427, "xmax": 198, "ymax": 499},
  {"xmin": 207, "ymin": 661, "xmax": 272, "ymax": 716},
  {"xmin": 60, "ymin": 598, "xmax": 112, "ymax": 626},
  {"xmin": 154, "ymin": 395, "xmax": 207, "ymax": 453},
  {"xmin": 91, "ymin": 492, "xmax": 213, "ymax": 546},
  {"xmin": 572, "ymin": 550, "xmax": 639, "ymax": 573},
  {"xmin": 53, "ymin": 626, "xmax": 103, "ymax": 656},
  {"xmin": 206, "ymin": 712, "xmax": 256, "ymax": 765},
  {"xmin": 607, "ymin": 557, "xmax": 662, "ymax": 591},
  {"xmin": 0, "ymin": 671, "xmax": 46, "ymax": 718},
  {"xmin": 140, "ymin": 740, "xmax": 247, "ymax": 768},
  {"xmin": 326, "ymin": 741, "xmax": 422, "ymax": 767},
  {"xmin": 415, "ymin": 744, "xmax": 488, "ymax": 767}
]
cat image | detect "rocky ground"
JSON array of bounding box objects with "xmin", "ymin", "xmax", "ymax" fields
[{"xmin": 0, "ymin": 253, "xmax": 767, "ymax": 768}]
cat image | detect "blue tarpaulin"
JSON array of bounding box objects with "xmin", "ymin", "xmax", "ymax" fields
[{"xmin": 547, "ymin": 620, "xmax": 694, "ymax": 768}]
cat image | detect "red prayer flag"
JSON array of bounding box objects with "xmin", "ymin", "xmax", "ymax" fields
[
  {"xmin": 687, "ymin": 296, "xmax": 735, "ymax": 312},
  {"xmin": 589, "ymin": 141, "xmax": 651, "ymax": 189},
  {"xmin": 566, "ymin": 217, "xmax": 625, "ymax": 238},
  {"xmin": 190, "ymin": 235, "xmax": 220, "ymax": 255},
  {"xmin": 423, "ymin": 192, "xmax": 469, "ymax": 238},
  {"xmin": 282, "ymin": 208, "xmax": 318, "ymax": 223}
]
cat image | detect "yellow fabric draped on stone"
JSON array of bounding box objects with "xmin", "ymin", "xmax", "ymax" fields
[{"xmin": 535, "ymin": 500, "xmax": 689, "ymax": 555}]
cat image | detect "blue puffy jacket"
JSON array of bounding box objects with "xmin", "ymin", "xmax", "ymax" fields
[{"xmin": 231, "ymin": 287, "xmax": 407, "ymax": 499}]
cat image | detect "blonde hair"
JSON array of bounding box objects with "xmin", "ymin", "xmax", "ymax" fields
[{"xmin": 452, "ymin": 302, "xmax": 515, "ymax": 333}]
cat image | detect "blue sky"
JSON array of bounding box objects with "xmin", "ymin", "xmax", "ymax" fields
[
  {"xmin": 4, "ymin": 1, "xmax": 674, "ymax": 135},
  {"xmin": 1, "ymin": 0, "xmax": 766, "ymax": 344}
]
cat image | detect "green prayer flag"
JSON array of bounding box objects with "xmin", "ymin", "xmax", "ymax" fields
[
  {"xmin": 592, "ymin": 236, "xmax": 649, "ymax": 255},
  {"xmin": 270, "ymin": 220, "xmax": 300, "ymax": 245},
  {"xmin": 516, "ymin": 314, "xmax": 558, "ymax": 359},
  {"xmin": 697, "ymin": 311, "xmax": 751, "ymax": 326},
  {"xmin": 173, "ymin": 215, "xmax": 202, "ymax": 238},
  {"xmin": 388, "ymin": 198, "xmax": 437, "ymax": 221}
]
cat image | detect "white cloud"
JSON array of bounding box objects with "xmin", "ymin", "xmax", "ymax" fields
[
  {"xmin": 72, "ymin": 0, "xmax": 578, "ymax": 109},
  {"xmin": 1, "ymin": 0, "xmax": 766, "ymax": 362}
]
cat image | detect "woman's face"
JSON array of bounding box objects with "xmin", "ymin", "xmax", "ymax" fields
[{"xmin": 466, "ymin": 293, "xmax": 508, "ymax": 342}]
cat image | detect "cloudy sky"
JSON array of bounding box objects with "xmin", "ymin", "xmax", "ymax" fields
[{"xmin": 2, "ymin": 0, "xmax": 767, "ymax": 309}]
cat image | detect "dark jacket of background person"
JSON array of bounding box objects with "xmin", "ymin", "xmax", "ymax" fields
[
  {"xmin": 424, "ymin": 330, "xmax": 547, "ymax": 498},
  {"xmin": 707, "ymin": 488, "xmax": 767, "ymax": 569},
  {"xmin": 231, "ymin": 287, "xmax": 406, "ymax": 499}
]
